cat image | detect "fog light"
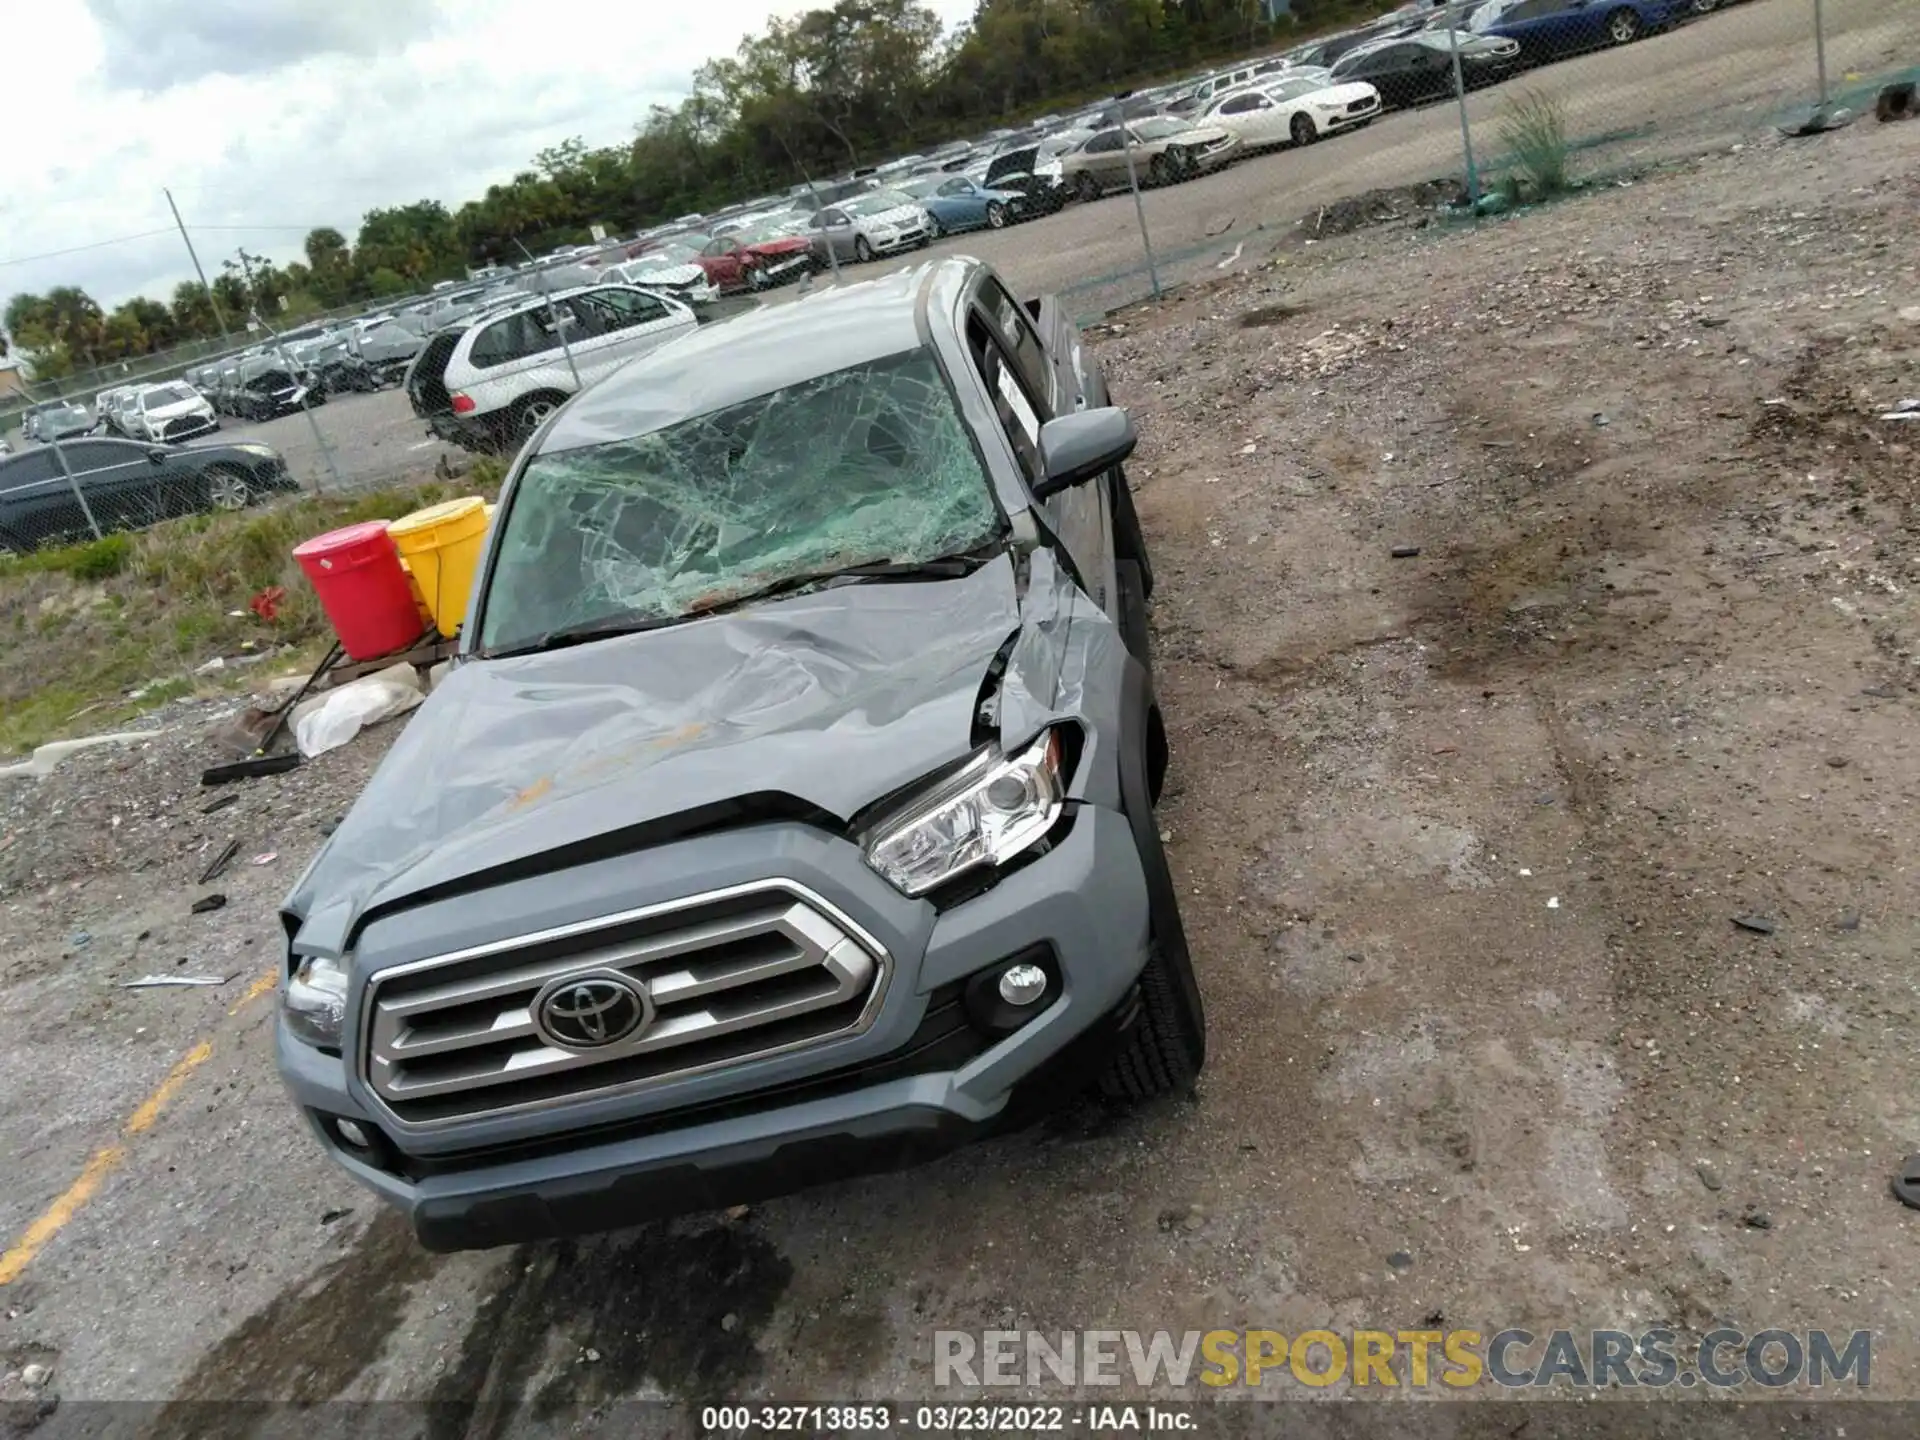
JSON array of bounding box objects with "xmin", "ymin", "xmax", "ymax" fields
[
  {"xmin": 335, "ymin": 1118, "xmax": 370, "ymax": 1149},
  {"xmin": 998, "ymin": 962, "xmax": 1049, "ymax": 1007}
]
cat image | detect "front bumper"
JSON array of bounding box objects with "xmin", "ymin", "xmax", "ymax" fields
[
  {"xmin": 1191, "ymin": 139, "xmax": 1241, "ymax": 173},
  {"xmin": 1322, "ymin": 100, "xmax": 1380, "ymax": 132},
  {"xmin": 277, "ymin": 804, "xmax": 1153, "ymax": 1250}
]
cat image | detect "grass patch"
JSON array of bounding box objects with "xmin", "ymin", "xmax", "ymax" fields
[
  {"xmin": 0, "ymin": 471, "xmax": 501, "ymax": 757},
  {"xmin": 1496, "ymin": 89, "xmax": 1573, "ymax": 203}
]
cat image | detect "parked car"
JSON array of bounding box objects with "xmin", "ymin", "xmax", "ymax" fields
[
  {"xmin": 1061, "ymin": 117, "xmax": 1240, "ymax": 201},
  {"xmin": 1328, "ymin": 29, "xmax": 1523, "ymax": 106},
  {"xmin": 900, "ymin": 175, "xmax": 1027, "ymax": 236},
  {"xmin": 275, "ymin": 256, "xmax": 1195, "ymax": 1251},
  {"xmin": 1469, "ymin": 0, "xmax": 1694, "ymax": 60},
  {"xmin": 1168, "ymin": 62, "xmax": 1271, "ymax": 116},
  {"xmin": 602, "ymin": 246, "xmax": 720, "ymax": 308},
  {"xmin": 1203, "ymin": 74, "xmax": 1383, "ymax": 148},
  {"xmin": 128, "ymin": 381, "xmax": 218, "ymax": 443},
  {"xmin": 979, "ymin": 144, "xmax": 1072, "ymax": 215},
  {"xmin": 342, "ymin": 319, "xmax": 426, "ymax": 391},
  {"xmin": 405, "ymin": 284, "xmax": 698, "ymax": 452},
  {"xmin": 808, "ymin": 189, "xmax": 936, "ymax": 264},
  {"xmin": 0, "ymin": 434, "xmax": 297, "ymax": 553},
  {"xmin": 233, "ymin": 355, "xmax": 322, "ymax": 422},
  {"xmin": 37, "ymin": 402, "xmax": 97, "ymax": 441},
  {"xmin": 694, "ymin": 222, "xmax": 817, "ymax": 292}
]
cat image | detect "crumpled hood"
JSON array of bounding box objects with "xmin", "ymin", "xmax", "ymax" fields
[
  {"xmin": 630, "ymin": 262, "xmax": 707, "ymax": 287},
  {"xmin": 284, "ymin": 554, "xmax": 1033, "ymax": 955},
  {"xmin": 149, "ymin": 397, "xmax": 211, "ymax": 419}
]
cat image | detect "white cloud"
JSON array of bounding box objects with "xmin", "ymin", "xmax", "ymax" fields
[
  {"xmin": 83, "ymin": 0, "xmax": 442, "ymax": 91},
  {"xmin": 2, "ymin": 0, "xmax": 979, "ymax": 309}
]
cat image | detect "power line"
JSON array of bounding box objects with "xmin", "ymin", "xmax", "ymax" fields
[{"xmin": 0, "ymin": 228, "xmax": 178, "ymax": 268}]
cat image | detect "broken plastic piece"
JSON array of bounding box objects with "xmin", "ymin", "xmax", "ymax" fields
[
  {"xmin": 198, "ymin": 839, "xmax": 240, "ymax": 885},
  {"xmin": 190, "ymin": 894, "xmax": 227, "ymax": 914},
  {"xmin": 121, "ymin": 973, "xmax": 235, "ymax": 989},
  {"xmin": 1731, "ymin": 914, "xmax": 1777, "ymax": 935}
]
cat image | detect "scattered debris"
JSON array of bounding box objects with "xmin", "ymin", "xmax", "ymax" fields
[
  {"xmin": 320, "ymin": 1207, "xmax": 353, "ymax": 1226},
  {"xmin": 1387, "ymin": 1250, "xmax": 1414, "ymax": 1271},
  {"xmin": 200, "ymin": 793, "xmax": 239, "ymax": 815},
  {"xmin": 194, "ymin": 657, "xmax": 227, "ymax": 676},
  {"xmin": 249, "ymin": 585, "xmax": 288, "ymax": 623},
  {"xmin": 1742, "ymin": 1207, "xmax": 1773, "ymax": 1230},
  {"xmin": 1837, "ymin": 912, "xmax": 1861, "ymax": 932},
  {"xmin": 121, "ymin": 973, "xmax": 235, "ymax": 989},
  {"xmin": 0, "ymin": 731, "xmax": 160, "ymax": 782},
  {"xmin": 250, "ymin": 852, "xmax": 278, "ymax": 867},
  {"xmin": 1893, "ymin": 1155, "xmax": 1920, "ymax": 1210},
  {"xmin": 202, "ymin": 753, "xmax": 302, "ymax": 786},
  {"xmin": 1592, "ymin": 412, "xmax": 1611, "ymax": 427},
  {"xmin": 1731, "ymin": 914, "xmax": 1777, "ymax": 935},
  {"xmin": 198, "ymin": 840, "xmax": 240, "ymax": 886},
  {"xmin": 68, "ymin": 931, "xmax": 90, "ymax": 950},
  {"xmin": 1826, "ymin": 755, "xmax": 1850, "ymax": 768},
  {"xmin": 1881, "ymin": 399, "xmax": 1920, "ymax": 422},
  {"xmin": 190, "ymin": 894, "xmax": 227, "ymax": 915},
  {"xmin": 583, "ymin": 1347, "xmax": 602, "ymax": 1363},
  {"xmin": 1875, "ymin": 80, "xmax": 1916, "ymax": 123},
  {"xmin": 19, "ymin": 1364, "xmax": 51, "ymax": 1390},
  {"xmin": 1390, "ymin": 545, "xmax": 1422, "ymax": 559},
  {"xmin": 1546, "ymin": 896, "xmax": 1560, "ymax": 910},
  {"xmin": 720, "ymin": 1313, "xmax": 740, "ymax": 1334},
  {"xmin": 293, "ymin": 664, "xmax": 425, "ymax": 758},
  {"xmin": 1697, "ymin": 1161, "xmax": 1723, "ymax": 1192}
]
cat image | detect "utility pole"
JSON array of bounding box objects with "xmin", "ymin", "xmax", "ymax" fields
[{"xmin": 164, "ymin": 188, "xmax": 232, "ymax": 344}]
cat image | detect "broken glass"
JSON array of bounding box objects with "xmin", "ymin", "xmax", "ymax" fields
[{"xmin": 478, "ymin": 347, "xmax": 1002, "ymax": 654}]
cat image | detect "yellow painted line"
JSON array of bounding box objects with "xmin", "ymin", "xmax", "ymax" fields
[
  {"xmin": 1, "ymin": 1036, "xmax": 222, "ymax": 1284},
  {"xmin": 125, "ymin": 1041, "xmax": 213, "ymax": 1135},
  {"xmin": 0, "ymin": 1146, "xmax": 127, "ymax": 1285},
  {"xmin": 229, "ymin": 968, "xmax": 278, "ymax": 1015}
]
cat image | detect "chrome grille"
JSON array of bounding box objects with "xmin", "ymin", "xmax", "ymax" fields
[{"xmin": 361, "ymin": 883, "xmax": 889, "ymax": 1127}]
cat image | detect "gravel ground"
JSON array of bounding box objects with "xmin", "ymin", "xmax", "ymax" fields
[{"xmin": 0, "ymin": 105, "xmax": 1917, "ymax": 1429}]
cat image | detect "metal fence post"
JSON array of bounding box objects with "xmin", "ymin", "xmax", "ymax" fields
[
  {"xmin": 254, "ymin": 312, "xmax": 344, "ymax": 493},
  {"xmin": 1113, "ymin": 96, "xmax": 1162, "ymax": 301},
  {"xmin": 1813, "ymin": 0, "xmax": 1831, "ymax": 111},
  {"xmin": 46, "ymin": 434, "xmax": 104, "ymax": 542},
  {"xmin": 1446, "ymin": 24, "xmax": 1483, "ymax": 211}
]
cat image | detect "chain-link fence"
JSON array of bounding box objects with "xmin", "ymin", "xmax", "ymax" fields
[{"xmin": 2, "ymin": 0, "xmax": 1912, "ymax": 561}]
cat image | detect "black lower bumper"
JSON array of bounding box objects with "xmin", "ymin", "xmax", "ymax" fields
[{"xmin": 411, "ymin": 985, "xmax": 1141, "ymax": 1252}]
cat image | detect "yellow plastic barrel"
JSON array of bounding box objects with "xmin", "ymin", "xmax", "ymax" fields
[{"xmin": 388, "ymin": 497, "xmax": 489, "ymax": 638}]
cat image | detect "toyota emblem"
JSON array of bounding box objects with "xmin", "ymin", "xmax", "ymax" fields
[{"xmin": 533, "ymin": 971, "xmax": 653, "ymax": 1050}]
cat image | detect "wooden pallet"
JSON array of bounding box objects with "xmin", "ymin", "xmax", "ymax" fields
[{"xmin": 320, "ymin": 630, "xmax": 457, "ymax": 689}]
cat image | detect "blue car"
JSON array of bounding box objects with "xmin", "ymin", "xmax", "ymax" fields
[
  {"xmin": 900, "ymin": 175, "xmax": 1025, "ymax": 237},
  {"xmin": 1468, "ymin": 0, "xmax": 1694, "ymax": 60}
]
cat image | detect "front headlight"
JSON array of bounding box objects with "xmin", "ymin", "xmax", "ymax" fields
[
  {"xmin": 284, "ymin": 953, "xmax": 348, "ymax": 1047},
  {"xmin": 232, "ymin": 442, "xmax": 276, "ymax": 458},
  {"xmin": 862, "ymin": 728, "xmax": 1066, "ymax": 897}
]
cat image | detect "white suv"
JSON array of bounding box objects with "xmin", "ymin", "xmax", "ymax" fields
[
  {"xmin": 131, "ymin": 381, "xmax": 218, "ymax": 443},
  {"xmin": 407, "ymin": 285, "xmax": 697, "ymax": 452}
]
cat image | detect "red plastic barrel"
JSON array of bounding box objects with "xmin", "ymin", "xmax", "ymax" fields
[{"xmin": 293, "ymin": 521, "xmax": 425, "ymax": 662}]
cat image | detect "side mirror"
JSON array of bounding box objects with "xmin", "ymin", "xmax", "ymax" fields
[
  {"xmin": 1032, "ymin": 407, "xmax": 1135, "ymax": 502},
  {"xmin": 146, "ymin": 447, "xmax": 168, "ymax": 464}
]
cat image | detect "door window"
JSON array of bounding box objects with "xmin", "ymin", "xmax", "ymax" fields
[
  {"xmin": 1219, "ymin": 93, "xmax": 1267, "ymax": 115},
  {"xmin": 966, "ymin": 317, "xmax": 1043, "ymax": 479},
  {"xmin": 58, "ymin": 441, "xmax": 142, "ymax": 473},
  {"xmin": 979, "ymin": 281, "xmax": 1056, "ymax": 417},
  {"xmin": 573, "ymin": 288, "xmax": 669, "ymax": 335},
  {"xmin": 467, "ymin": 311, "xmax": 556, "ymax": 367},
  {"xmin": 1082, "ymin": 130, "xmax": 1124, "ymax": 154}
]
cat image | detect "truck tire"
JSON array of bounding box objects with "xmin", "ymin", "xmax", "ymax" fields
[
  {"xmin": 1117, "ymin": 559, "xmax": 1151, "ymax": 667},
  {"xmin": 1101, "ymin": 662, "xmax": 1205, "ymax": 1100}
]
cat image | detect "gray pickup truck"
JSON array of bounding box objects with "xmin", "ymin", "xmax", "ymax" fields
[{"xmin": 276, "ymin": 256, "xmax": 1204, "ymax": 1251}]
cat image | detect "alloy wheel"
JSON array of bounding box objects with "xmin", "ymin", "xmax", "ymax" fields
[{"xmin": 206, "ymin": 467, "xmax": 250, "ymax": 511}]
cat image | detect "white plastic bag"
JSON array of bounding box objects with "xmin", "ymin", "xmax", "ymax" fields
[{"xmin": 294, "ymin": 667, "xmax": 425, "ymax": 757}]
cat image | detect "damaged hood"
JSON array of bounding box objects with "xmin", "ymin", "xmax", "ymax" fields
[{"xmin": 284, "ymin": 555, "xmax": 1036, "ymax": 955}]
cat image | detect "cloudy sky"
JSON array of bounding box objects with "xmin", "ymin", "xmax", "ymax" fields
[{"xmin": 2, "ymin": 0, "xmax": 979, "ymax": 311}]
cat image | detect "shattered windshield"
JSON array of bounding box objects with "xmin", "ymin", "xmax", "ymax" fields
[{"xmin": 477, "ymin": 347, "xmax": 1003, "ymax": 653}]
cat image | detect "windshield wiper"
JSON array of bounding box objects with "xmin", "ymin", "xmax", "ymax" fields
[
  {"xmin": 691, "ymin": 546, "xmax": 1004, "ymax": 614},
  {"xmin": 482, "ymin": 612, "xmax": 683, "ymax": 659}
]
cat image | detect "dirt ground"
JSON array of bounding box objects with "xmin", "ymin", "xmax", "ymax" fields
[{"xmin": 1, "ymin": 112, "xmax": 1917, "ymax": 1429}]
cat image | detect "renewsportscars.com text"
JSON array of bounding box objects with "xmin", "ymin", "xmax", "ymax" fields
[{"xmin": 933, "ymin": 1328, "xmax": 1872, "ymax": 1390}]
